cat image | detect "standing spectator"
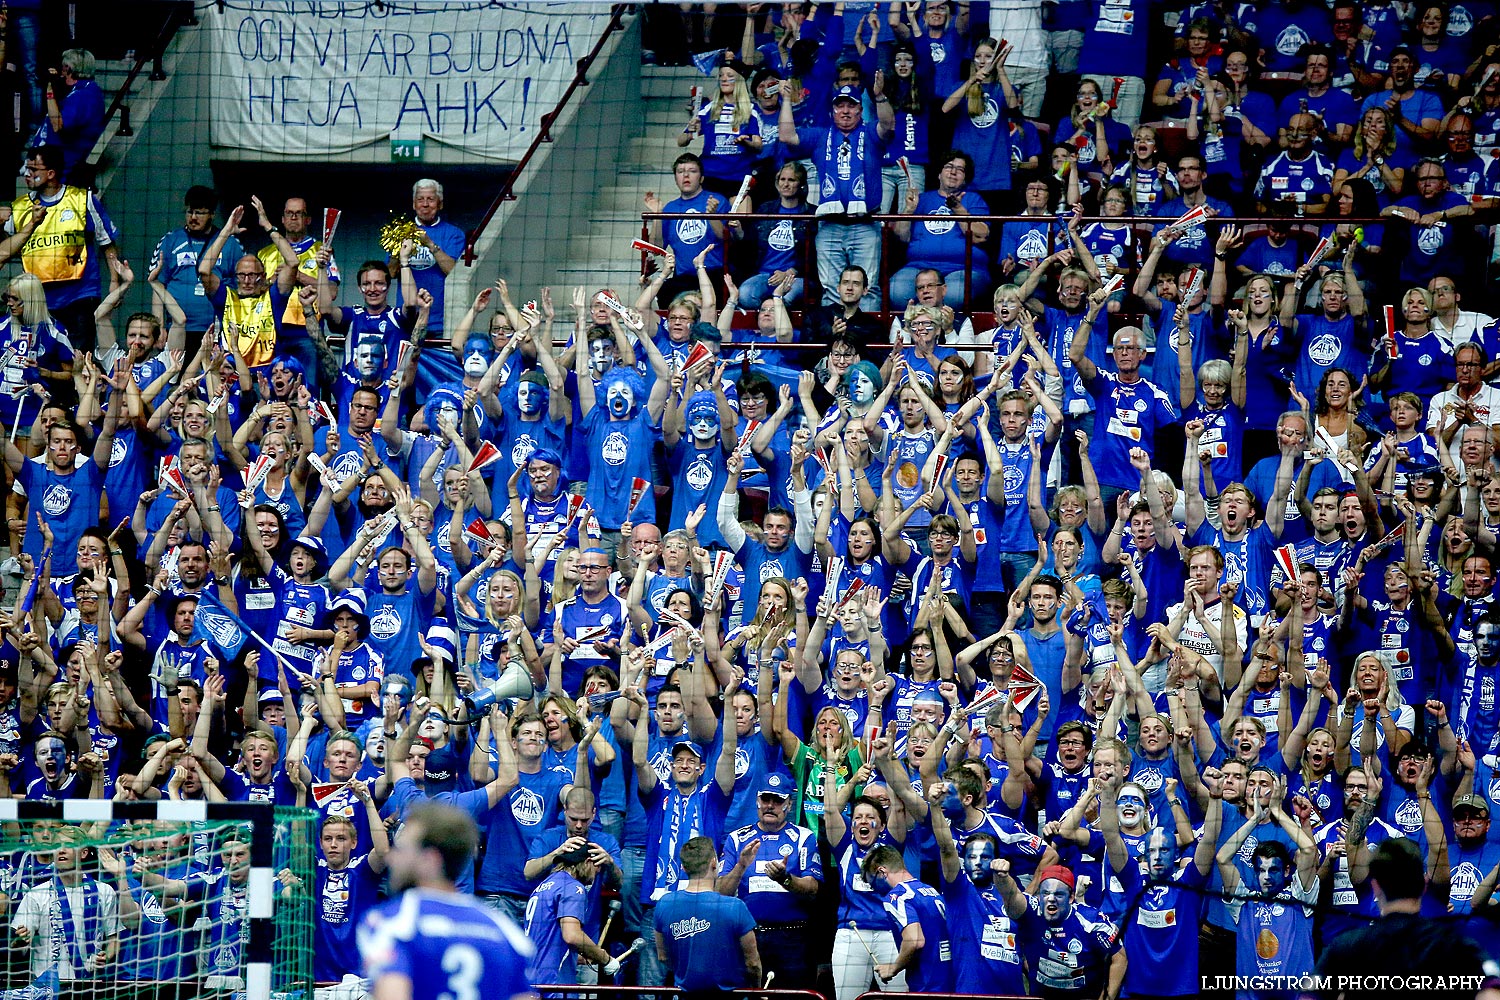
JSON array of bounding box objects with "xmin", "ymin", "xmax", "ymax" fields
[
  {"xmin": 861, "ymin": 845, "xmax": 954, "ymax": 992},
  {"xmin": 985, "ymin": 2, "xmax": 1048, "ymax": 118},
  {"xmin": 1216, "ymin": 787, "xmax": 1321, "ymax": 997},
  {"xmin": 992, "ymin": 861, "xmax": 1122, "ymax": 998},
  {"xmin": 150, "ymin": 186, "xmax": 244, "ymax": 355},
  {"xmin": 524, "ymin": 844, "xmax": 618, "ymax": 985},
  {"xmin": 257, "ymin": 197, "xmax": 333, "ymax": 390},
  {"xmin": 942, "ymin": 39, "xmax": 1017, "ymax": 210},
  {"xmin": 37, "ymin": 51, "xmax": 105, "ymax": 183},
  {"xmin": 779, "ymin": 79, "xmax": 894, "ymax": 311},
  {"xmin": 1078, "ymin": 0, "xmax": 1151, "ymax": 128},
  {"xmin": 399, "ymin": 178, "xmax": 466, "ymax": 336},
  {"xmin": 654, "ymin": 836, "xmax": 762, "ymax": 993},
  {"xmin": 7, "ymin": 0, "xmax": 41, "ymax": 134},
  {"xmin": 12, "ymin": 828, "xmax": 121, "ymax": 981},
  {"xmin": 8, "ymin": 143, "xmax": 121, "ymax": 354},
  {"xmin": 716, "ymin": 772, "xmax": 822, "ymax": 989},
  {"xmin": 198, "ymin": 200, "xmax": 299, "ymax": 373}
]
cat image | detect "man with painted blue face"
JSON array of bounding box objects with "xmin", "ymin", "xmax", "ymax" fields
[
  {"xmin": 334, "ymin": 334, "xmax": 391, "ymax": 419},
  {"xmin": 492, "ymin": 365, "xmax": 569, "ymax": 507},
  {"xmin": 26, "ymin": 732, "xmax": 90, "ymax": 802},
  {"xmin": 1452, "ymin": 610, "xmax": 1500, "ymax": 754},
  {"xmin": 578, "ymin": 344, "xmax": 666, "ymax": 555},
  {"xmin": 664, "ymin": 382, "xmax": 734, "ymax": 549},
  {"xmin": 994, "ymin": 861, "xmax": 1121, "ymax": 999},
  {"xmin": 1217, "ymin": 787, "xmax": 1320, "ymax": 1000},
  {"xmin": 930, "ymin": 790, "xmax": 1026, "ymax": 996},
  {"xmin": 861, "ymin": 844, "xmax": 953, "ymax": 992},
  {"xmin": 1100, "ymin": 774, "xmax": 1221, "ymax": 998}
]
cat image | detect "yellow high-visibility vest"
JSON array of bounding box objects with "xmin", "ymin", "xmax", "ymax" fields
[
  {"xmin": 220, "ymin": 289, "xmax": 278, "ymax": 368},
  {"xmin": 13, "ymin": 187, "xmax": 90, "ymax": 283}
]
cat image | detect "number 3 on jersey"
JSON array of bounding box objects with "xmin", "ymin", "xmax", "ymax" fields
[{"xmin": 438, "ymin": 943, "xmax": 483, "ymax": 1000}]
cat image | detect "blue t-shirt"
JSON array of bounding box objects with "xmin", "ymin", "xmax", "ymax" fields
[
  {"xmin": 313, "ymin": 855, "xmax": 383, "ymax": 983},
  {"xmin": 880, "ymin": 880, "xmax": 954, "ymax": 992},
  {"xmin": 653, "ymin": 889, "xmax": 756, "ymax": 990}
]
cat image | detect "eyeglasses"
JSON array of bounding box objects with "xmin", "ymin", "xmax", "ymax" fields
[
  {"xmin": 910, "ymin": 644, "xmax": 935, "ymax": 654},
  {"xmin": 578, "ymin": 564, "xmax": 609, "ymax": 573}
]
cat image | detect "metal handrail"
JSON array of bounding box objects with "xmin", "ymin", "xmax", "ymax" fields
[
  {"xmin": 93, "ymin": 2, "xmax": 190, "ymax": 152},
  {"xmin": 639, "ymin": 211, "xmax": 1384, "ymax": 311},
  {"xmin": 461, "ymin": 3, "xmax": 631, "ymax": 265}
]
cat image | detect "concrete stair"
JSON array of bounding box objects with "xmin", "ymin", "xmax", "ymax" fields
[{"xmin": 555, "ymin": 64, "xmax": 704, "ymax": 294}]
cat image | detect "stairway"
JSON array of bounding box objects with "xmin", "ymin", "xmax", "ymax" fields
[{"xmin": 553, "ymin": 64, "xmax": 704, "ymax": 298}]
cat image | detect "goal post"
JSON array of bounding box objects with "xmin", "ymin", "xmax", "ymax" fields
[{"xmin": 0, "ymin": 799, "xmax": 316, "ymax": 1000}]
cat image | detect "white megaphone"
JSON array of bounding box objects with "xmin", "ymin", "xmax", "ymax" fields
[{"xmin": 462, "ymin": 661, "xmax": 535, "ymax": 716}]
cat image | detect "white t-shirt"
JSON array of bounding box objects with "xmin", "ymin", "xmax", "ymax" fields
[
  {"xmin": 1161, "ymin": 598, "xmax": 1248, "ymax": 687},
  {"xmin": 14, "ymin": 878, "xmax": 122, "ymax": 980}
]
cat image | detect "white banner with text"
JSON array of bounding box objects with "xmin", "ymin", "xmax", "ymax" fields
[{"xmin": 206, "ymin": 2, "xmax": 611, "ymax": 159}]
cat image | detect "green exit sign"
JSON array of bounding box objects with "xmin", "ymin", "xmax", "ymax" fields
[{"xmin": 390, "ymin": 139, "xmax": 425, "ymax": 162}]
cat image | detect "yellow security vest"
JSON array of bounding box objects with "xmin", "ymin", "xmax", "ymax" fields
[
  {"xmin": 221, "ymin": 289, "xmax": 278, "ymax": 369},
  {"xmin": 13, "ymin": 187, "xmax": 89, "ymax": 284},
  {"xmin": 257, "ymin": 240, "xmax": 321, "ymax": 326}
]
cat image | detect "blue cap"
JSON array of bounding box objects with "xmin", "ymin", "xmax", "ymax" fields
[
  {"xmin": 832, "ymin": 85, "xmax": 863, "ymax": 106},
  {"xmin": 759, "ymin": 773, "xmax": 793, "ymax": 799},
  {"xmin": 671, "ymin": 738, "xmax": 704, "ymax": 760},
  {"xmin": 291, "ymin": 535, "xmax": 327, "ymax": 560}
]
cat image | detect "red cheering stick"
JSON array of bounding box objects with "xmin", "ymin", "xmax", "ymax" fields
[
  {"xmin": 898, "ymin": 156, "xmax": 912, "ymax": 187},
  {"xmin": 242, "ymin": 454, "xmax": 273, "ymax": 491},
  {"xmin": 164, "ymin": 465, "xmax": 190, "ymax": 498},
  {"xmin": 576, "ymin": 624, "xmax": 612, "ymax": 644},
  {"xmin": 682, "ymin": 341, "xmax": 713, "ymax": 375},
  {"xmin": 968, "ymin": 685, "xmax": 1004, "ymax": 715},
  {"xmin": 323, "ymin": 208, "xmax": 342, "ymax": 247},
  {"xmin": 1182, "ymin": 266, "xmax": 1204, "ymax": 302},
  {"xmin": 645, "ymin": 627, "xmax": 682, "ymax": 657},
  {"xmin": 685, "ymin": 85, "xmax": 704, "ymax": 133},
  {"xmin": 1101, "ymin": 272, "xmax": 1126, "ymax": 297},
  {"xmin": 628, "ymin": 477, "xmax": 650, "ymax": 516},
  {"xmin": 732, "ymin": 174, "xmax": 755, "ymax": 209},
  {"xmin": 931, "ymin": 453, "xmax": 949, "ymax": 486},
  {"xmin": 632, "ymin": 238, "xmax": 668, "ymax": 257},
  {"xmin": 1372, "ymin": 520, "xmax": 1407, "ymax": 553},
  {"xmin": 598, "ymin": 292, "xmax": 644, "ymax": 331},
  {"xmin": 1109, "ymin": 77, "xmax": 1125, "ymax": 109},
  {"xmin": 467, "ymin": 441, "xmax": 502, "ymax": 475},
  {"xmin": 864, "ymin": 722, "xmax": 881, "ymax": 761},
  {"xmin": 1306, "ymin": 235, "xmax": 1336, "ymax": 268},
  {"xmin": 464, "ymin": 517, "xmax": 492, "ymax": 546},
  {"xmin": 736, "ymin": 419, "xmax": 761, "ymax": 454},
  {"xmin": 157, "ymin": 456, "xmax": 175, "ymax": 484},
  {"xmin": 1273, "ymin": 543, "xmax": 1298, "ymax": 584},
  {"xmin": 813, "ymin": 446, "xmax": 833, "ymax": 480},
  {"xmin": 704, "ymin": 549, "xmax": 735, "ymax": 608},
  {"xmin": 1162, "ymin": 204, "xmax": 1208, "ymax": 237},
  {"xmin": 834, "ymin": 579, "xmax": 866, "ymax": 609},
  {"xmin": 315, "ymin": 400, "xmax": 335, "ymax": 426},
  {"xmin": 563, "ymin": 493, "xmax": 587, "ymax": 533},
  {"xmin": 310, "ymin": 782, "xmax": 349, "ymax": 806},
  {"xmin": 1384, "ymin": 305, "xmax": 1399, "ymax": 359},
  {"xmin": 659, "ymin": 608, "xmax": 696, "ymax": 632}
]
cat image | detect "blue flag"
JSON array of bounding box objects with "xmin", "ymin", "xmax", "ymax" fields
[
  {"xmin": 191, "ymin": 590, "xmax": 249, "ymax": 662},
  {"xmin": 1, "ymin": 969, "xmax": 57, "ymax": 1000}
]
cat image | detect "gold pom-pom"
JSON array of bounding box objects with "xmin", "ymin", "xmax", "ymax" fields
[{"xmin": 379, "ymin": 216, "xmax": 423, "ymax": 254}]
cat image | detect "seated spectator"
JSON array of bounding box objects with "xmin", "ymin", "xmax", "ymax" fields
[{"xmin": 890, "ymin": 150, "xmax": 990, "ymax": 309}]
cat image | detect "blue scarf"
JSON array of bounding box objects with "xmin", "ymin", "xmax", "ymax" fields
[
  {"xmin": 815, "ymin": 123, "xmax": 881, "ymax": 218},
  {"xmin": 49, "ymin": 877, "xmax": 100, "ymax": 978}
]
